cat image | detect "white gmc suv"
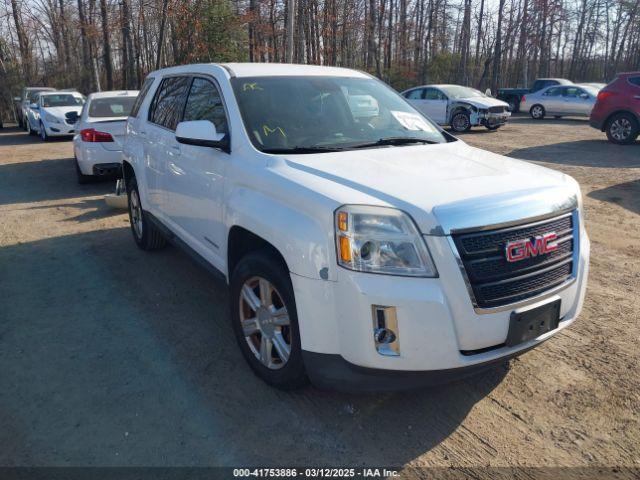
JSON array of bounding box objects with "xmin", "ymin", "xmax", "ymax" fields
[{"xmin": 122, "ymin": 63, "xmax": 589, "ymax": 391}]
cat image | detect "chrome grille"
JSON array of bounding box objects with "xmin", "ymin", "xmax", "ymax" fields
[
  {"xmin": 452, "ymin": 212, "xmax": 576, "ymax": 309},
  {"xmin": 488, "ymin": 106, "xmax": 506, "ymax": 114}
]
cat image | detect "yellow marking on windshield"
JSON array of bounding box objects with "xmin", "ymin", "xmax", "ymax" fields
[
  {"xmin": 243, "ymin": 82, "xmax": 263, "ymax": 91},
  {"xmin": 262, "ymin": 125, "xmax": 286, "ymax": 138}
]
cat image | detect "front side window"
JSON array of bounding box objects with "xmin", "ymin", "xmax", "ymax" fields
[
  {"xmin": 183, "ymin": 77, "xmax": 228, "ymax": 134},
  {"xmin": 232, "ymin": 76, "xmax": 446, "ymax": 153},
  {"xmin": 130, "ymin": 77, "xmax": 155, "ymax": 118},
  {"xmin": 629, "ymin": 76, "xmax": 640, "ymax": 87},
  {"xmin": 148, "ymin": 76, "xmax": 191, "ymax": 130},
  {"xmin": 41, "ymin": 94, "xmax": 83, "ymax": 107},
  {"xmin": 89, "ymin": 97, "xmax": 137, "ymax": 118},
  {"xmin": 424, "ymin": 88, "xmax": 445, "ymax": 100}
]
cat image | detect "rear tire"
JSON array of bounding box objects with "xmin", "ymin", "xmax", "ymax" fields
[
  {"xmin": 530, "ymin": 105, "xmax": 545, "ymax": 119},
  {"xmin": 230, "ymin": 250, "xmax": 307, "ymax": 390},
  {"xmin": 486, "ymin": 125, "xmax": 501, "ymax": 131},
  {"xmin": 39, "ymin": 122, "xmax": 49, "ymax": 141},
  {"xmin": 126, "ymin": 175, "xmax": 166, "ymax": 250},
  {"xmin": 75, "ymin": 157, "xmax": 92, "ymax": 184},
  {"xmin": 606, "ymin": 112, "xmax": 639, "ymax": 145}
]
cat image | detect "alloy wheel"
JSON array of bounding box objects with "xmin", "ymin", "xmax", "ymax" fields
[
  {"xmin": 129, "ymin": 189, "xmax": 143, "ymax": 239},
  {"xmin": 239, "ymin": 276, "xmax": 291, "ymax": 370},
  {"xmin": 532, "ymin": 106, "xmax": 543, "ymax": 119},
  {"xmin": 452, "ymin": 113, "xmax": 470, "ymax": 132},
  {"xmin": 610, "ymin": 118, "xmax": 632, "ymax": 141}
]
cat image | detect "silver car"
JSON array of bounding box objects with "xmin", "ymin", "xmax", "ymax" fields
[{"xmin": 521, "ymin": 85, "xmax": 599, "ymax": 119}]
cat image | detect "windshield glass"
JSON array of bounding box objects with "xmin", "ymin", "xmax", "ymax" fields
[
  {"xmin": 28, "ymin": 90, "xmax": 51, "ymax": 102},
  {"xmin": 439, "ymin": 86, "xmax": 485, "ymax": 99},
  {"xmin": 89, "ymin": 97, "xmax": 137, "ymax": 117},
  {"xmin": 231, "ymin": 76, "xmax": 446, "ymax": 152},
  {"xmin": 42, "ymin": 94, "xmax": 83, "ymax": 108}
]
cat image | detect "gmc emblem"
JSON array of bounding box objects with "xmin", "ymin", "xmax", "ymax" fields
[{"xmin": 505, "ymin": 232, "xmax": 558, "ymax": 262}]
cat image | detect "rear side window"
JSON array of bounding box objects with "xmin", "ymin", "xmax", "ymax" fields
[
  {"xmin": 183, "ymin": 77, "xmax": 228, "ymax": 134},
  {"xmin": 545, "ymin": 87, "xmax": 562, "ymax": 96},
  {"xmin": 629, "ymin": 77, "xmax": 640, "ymax": 87},
  {"xmin": 130, "ymin": 77, "xmax": 155, "ymax": 118},
  {"xmin": 406, "ymin": 89, "xmax": 424, "ymax": 100},
  {"xmin": 148, "ymin": 76, "xmax": 191, "ymax": 130}
]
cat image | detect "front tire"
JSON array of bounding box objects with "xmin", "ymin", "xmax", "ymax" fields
[
  {"xmin": 606, "ymin": 112, "xmax": 639, "ymax": 145},
  {"xmin": 530, "ymin": 104, "xmax": 545, "ymax": 119},
  {"xmin": 230, "ymin": 250, "xmax": 307, "ymax": 390},
  {"xmin": 39, "ymin": 122, "xmax": 49, "ymax": 141},
  {"xmin": 451, "ymin": 111, "xmax": 471, "ymax": 132},
  {"xmin": 486, "ymin": 125, "xmax": 501, "ymax": 131},
  {"xmin": 126, "ymin": 176, "xmax": 166, "ymax": 250}
]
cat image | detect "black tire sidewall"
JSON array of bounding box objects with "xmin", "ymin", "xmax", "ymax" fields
[
  {"xmin": 126, "ymin": 177, "xmax": 147, "ymax": 248},
  {"xmin": 451, "ymin": 112, "xmax": 471, "ymax": 132},
  {"xmin": 530, "ymin": 105, "xmax": 545, "ymax": 119},
  {"xmin": 229, "ymin": 251, "xmax": 307, "ymax": 389},
  {"xmin": 606, "ymin": 113, "xmax": 639, "ymax": 145}
]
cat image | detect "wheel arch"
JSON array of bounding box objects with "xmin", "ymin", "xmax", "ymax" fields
[
  {"xmin": 227, "ymin": 226, "xmax": 290, "ymax": 280},
  {"xmin": 602, "ymin": 109, "xmax": 640, "ymax": 132}
]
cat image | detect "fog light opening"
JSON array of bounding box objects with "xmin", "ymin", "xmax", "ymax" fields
[{"xmin": 372, "ymin": 305, "xmax": 400, "ymax": 357}]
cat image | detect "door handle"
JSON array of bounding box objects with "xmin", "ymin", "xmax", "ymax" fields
[{"xmin": 170, "ymin": 144, "xmax": 181, "ymax": 156}]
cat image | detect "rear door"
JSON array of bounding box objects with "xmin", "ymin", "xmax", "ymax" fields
[
  {"xmin": 404, "ymin": 88, "xmax": 428, "ymax": 115},
  {"xmin": 423, "ymin": 88, "xmax": 448, "ymax": 124},
  {"xmin": 145, "ymin": 76, "xmax": 191, "ymax": 217},
  {"xmin": 162, "ymin": 76, "xmax": 230, "ymax": 265},
  {"xmin": 540, "ymin": 86, "xmax": 563, "ymax": 114}
]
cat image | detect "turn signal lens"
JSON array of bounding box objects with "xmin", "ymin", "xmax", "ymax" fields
[
  {"xmin": 338, "ymin": 211, "xmax": 348, "ymax": 231},
  {"xmin": 81, "ymin": 128, "xmax": 114, "ymax": 142},
  {"xmin": 339, "ymin": 235, "xmax": 352, "ymax": 262}
]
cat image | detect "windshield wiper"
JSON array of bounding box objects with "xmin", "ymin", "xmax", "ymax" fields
[
  {"xmin": 261, "ymin": 146, "xmax": 345, "ymax": 154},
  {"xmin": 348, "ymin": 137, "xmax": 439, "ymax": 149}
]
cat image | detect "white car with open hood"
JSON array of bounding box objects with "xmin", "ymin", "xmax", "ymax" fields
[
  {"xmin": 73, "ymin": 90, "xmax": 139, "ymax": 183},
  {"xmin": 402, "ymin": 84, "xmax": 511, "ymax": 132},
  {"xmin": 121, "ymin": 63, "xmax": 589, "ymax": 391},
  {"xmin": 28, "ymin": 91, "xmax": 85, "ymax": 141}
]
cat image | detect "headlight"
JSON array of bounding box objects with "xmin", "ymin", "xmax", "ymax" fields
[
  {"xmin": 335, "ymin": 205, "xmax": 438, "ymax": 277},
  {"xmin": 44, "ymin": 113, "xmax": 61, "ymax": 124}
]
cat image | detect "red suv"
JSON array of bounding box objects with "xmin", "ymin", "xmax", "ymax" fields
[{"xmin": 590, "ymin": 72, "xmax": 640, "ymax": 144}]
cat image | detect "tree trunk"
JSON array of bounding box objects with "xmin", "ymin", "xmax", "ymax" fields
[{"xmin": 100, "ymin": 0, "xmax": 114, "ymax": 89}]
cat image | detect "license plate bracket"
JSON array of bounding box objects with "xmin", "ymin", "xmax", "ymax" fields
[{"xmin": 506, "ymin": 299, "xmax": 561, "ymax": 347}]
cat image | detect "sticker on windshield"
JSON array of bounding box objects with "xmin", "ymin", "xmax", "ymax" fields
[
  {"xmin": 262, "ymin": 125, "xmax": 286, "ymax": 138},
  {"xmin": 391, "ymin": 111, "xmax": 432, "ymax": 131},
  {"xmin": 110, "ymin": 105, "xmax": 124, "ymax": 114},
  {"xmin": 243, "ymin": 82, "xmax": 263, "ymax": 91}
]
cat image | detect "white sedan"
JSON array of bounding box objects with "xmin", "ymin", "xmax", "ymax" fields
[
  {"xmin": 27, "ymin": 91, "xmax": 85, "ymax": 140},
  {"xmin": 73, "ymin": 90, "xmax": 139, "ymax": 183},
  {"xmin": 402, "ymin": 84, "xmax": 511, "ymax": 132}
]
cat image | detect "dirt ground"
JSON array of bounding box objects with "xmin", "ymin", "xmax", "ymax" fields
[{"xmin": 0, "ymin": 117, "xmax": 638, "ymax": 474}]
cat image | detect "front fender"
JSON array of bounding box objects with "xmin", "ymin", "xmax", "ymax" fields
[{"xmin": 225, "ymin": 186, "xmax": 336, "ymax": 281}]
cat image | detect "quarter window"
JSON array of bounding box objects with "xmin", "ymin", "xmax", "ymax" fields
[
  {"xmin": 130, "ymin": 77, "xmax": 155, "ymax": 118},
  {"xmin": 183, "ymin": 77, "xmax": 228, "ymax": 134},
  {"xmin": 148, "ymin": 76, "xmax": 191, "ymax": 130}
]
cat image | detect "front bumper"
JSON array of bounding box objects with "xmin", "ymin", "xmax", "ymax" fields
[
  {"xmin": 477, "ymin": 112, "xmax": 511, "ymax": 127},
  {"xmin": 44, "ymin": 122, "xmax": 76, "ymax": 136},
  {"xmin": 292, "ymin": 227, "xmax": 589, "ymax": 389}
]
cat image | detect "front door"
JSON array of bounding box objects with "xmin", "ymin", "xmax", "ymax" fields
[{"xmin": 163, "ymin": 76, "xmax": 230, "ymax": 269}]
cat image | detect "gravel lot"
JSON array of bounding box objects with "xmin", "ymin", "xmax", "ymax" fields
[{"xmin": 0, "ymin": 117, "xmax": 638, "ymax": 472}]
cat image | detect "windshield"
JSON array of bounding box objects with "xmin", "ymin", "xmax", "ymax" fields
[
  {"xmin": 42, "ymin": 94, "xmax": 83, "ymax": 108},
  {"xmin": 231, "ymin": 76, "xmax": 446, "ymax": 152},
  {"xmin": 439, "ymin": 86, "xmax": 485, "ymax": 99},
  {"xmin": 89, "ymin": 96, "xmax": 137, "ymax": 118}
]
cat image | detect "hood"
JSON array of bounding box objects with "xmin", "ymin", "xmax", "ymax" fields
[
  {"xmin": 455, "ymin": 96, "xmax": 509, "ymax": 109},
  {"xmin": 274, "ymin": 141, "xmax": 578, "ymax": 234},
  {"xmin": 42, "ymin": 106, "xmax": 83, "ymax": 119}
]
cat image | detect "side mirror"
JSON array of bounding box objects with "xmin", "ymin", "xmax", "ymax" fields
[
  {"xmin": 176, "ymin": 120, "xmax": 229, "ymax": 152},
  {"xmin": 485, "ymin": 88, "xmax": 492, "ymax": 97},
  {"xmin": 580, "ymin": 93, "xmax": 589, "ymax": 99}
]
